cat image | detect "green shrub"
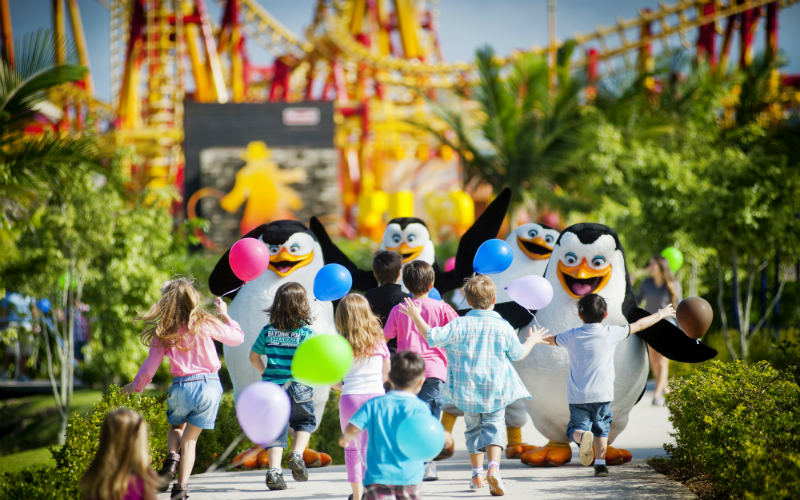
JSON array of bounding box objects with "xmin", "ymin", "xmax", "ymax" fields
[
  {"xmin": 0, "ymin": 465, "xmax": 80, "ymax": 500},
  {"xmin": 309, "ymin": 390, "xmax": 344, "ymax": 466},
  {"xmin": 666, "ymin": 360, "xmax": 800, "ymax": 499}
]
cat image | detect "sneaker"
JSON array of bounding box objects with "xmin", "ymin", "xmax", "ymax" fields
[
  {"xmin": 287, "ymin": 452, "xmax": 308, "ymax": 482},
  {"xmin": 469, "ymin": 471, "xmax": 486, "ymax": 490},
  {"xmin": 579, "ymin": 431, "xmax": 594, "ymax": 466},
  {"xmin": 486, "ymin": 465, "xmax": 505, "ymax": 496},
  {"xmin": 157, "ymin": 453, "xmax": 181, "ymax": 492},
  {"xmin": 652, "ymin": 396, "xmax": 665, "ymax": 406},
  {"xmin": 422, "ymin": 461, "xmax": 438, "ymax": 481},
  {"xmin": 170, "ymin": 483, "xmax": 188, "ymax": 500},
  {"xmin": 266, "ymin": 469, "xmax": 287, "ymax": 490},
  {"xmin": 594, "ymin": 464, "xmax": 610, "ymax": 477}
]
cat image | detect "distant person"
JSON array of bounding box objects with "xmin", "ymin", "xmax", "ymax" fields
[
  {"xmin": 79, "ymin": 408, "xmax": 158, "ymax": 500},
  {"xmin": 333, "ymin": 294, "xmax": 390, "ymax": 500},
  {"xmin": 364, "ymin": 251, "xmax": 407, "ymax": 354},
  {"xmin": 383, "ymin": 260, "xmax": 458, "ymax": 481},
  {"xmin": 339, "ymin": 351, "xmax": 430, "ymax": 500},
  {"xmin": 1, "ymin": 291, "xmax": 35, "ymax": 381},
  {"xmin": 541, "ymin": 294, "xmax": 676, "ymax": 477},
  {"xmin": 73, "ymin": 302, "xmax": 92, "ymax": 362},
  {"xmin": 122, "ymin": 279, "xmax": 244, "ymax": 500},
  {"xmin": 636, "ymin": 256, "xmax": 682, "ymax": 406}
]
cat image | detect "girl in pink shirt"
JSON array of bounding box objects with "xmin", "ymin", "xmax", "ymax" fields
[
  {"xmin": 122, "ymin": 279, "xmax": 243, "ymax": 500},
  {"xmin": 80, "ymin": 408, "xmax": 158, "ymax": 500}
]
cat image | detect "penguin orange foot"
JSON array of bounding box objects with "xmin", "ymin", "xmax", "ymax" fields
[
  {"xmin": 520, "ymin": 442, "xmax": 572, "ymax": 466},
  {"xmin": 506, "ymin": 443, "xmax": 539, "ymax": 460},
  {"xmin": 303, "ymin": 449, "xmax": 332, "ymax": 468},
  {"xmin": 233, "ymin": 445, "xmax": 263, "ymax": 469},
  {"xmin": 601, "ymin": 446, "xmax": 632, "ymax": 466}
]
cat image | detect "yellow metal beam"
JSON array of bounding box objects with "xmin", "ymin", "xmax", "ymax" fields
[
  {"xmin": 66, "ymin": 0, "xmax": 93, "ymax": 95},
  {"xmin": 392, "ymin": 0, "xmax": 421, "ymax": 59}
]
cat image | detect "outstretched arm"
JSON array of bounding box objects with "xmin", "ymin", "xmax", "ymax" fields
[
  {"xmin": 398, "ymin": 298, "xmax": 431, "ymax": 341},
  {"xmin": 518, "ymin": 326, "xmax": 549, "ymax": 360},
  {"xmin": 630, "ymin": 305, "xmax": 676, "ymax": 335}
]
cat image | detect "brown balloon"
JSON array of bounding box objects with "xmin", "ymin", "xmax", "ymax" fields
[{"xmin": 677, "ymin": 297, "xmax": 714, "ymax": 340}]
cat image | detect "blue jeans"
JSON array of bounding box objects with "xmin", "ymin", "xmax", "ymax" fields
[
  {"xmin": 567, "ymin": 402, "xmax": 612, "ymax": 440},
  {"xmin": 464, "ymin": 408, "xmax": 505, "ymax": 454},
  {"xmin": 266, "ymin": 382, "xmax": 316, "ymax": 449},
  {"xmin": 167, "ymin": 373, "xmax": 223, "ymax": 430},
  {"xmin": 418, "ymin": 377, "xmax": 444, "ymax": 419}
]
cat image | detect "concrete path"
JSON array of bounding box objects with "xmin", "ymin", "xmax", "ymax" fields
[{"xmin": 157, "ymin": 390, "xmax": 694, "ymax": 499}]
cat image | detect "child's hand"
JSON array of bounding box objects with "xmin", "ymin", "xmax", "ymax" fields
[
  {"xmin": 214, "ymin": 297, "xmax": 228, "ymax": 316},
  {"xmin": 398, "ymin": 297, "xmax": 422, "ymax": 319},
  {"xmin": 121, "ymin": 383, "xmax": 134, "ymax": 395},
  {"xmin": 526, "ymin": 326, "xmax": 549, "ymax": 344},
  {"xmin": 658, "ymin": 304, "xmax": 676, "ymax": 320},
  {"xmin": 338, "ymin": 435, "xmax": 349, "ymax": 448}
]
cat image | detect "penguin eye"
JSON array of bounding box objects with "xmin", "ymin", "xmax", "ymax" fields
[
  {"xmin": 407, "ymin": 234, "xmax": 416, "ymax": 243},
  {"xmin": 269, "ymin": 245, "xmax": 281, "ymax": 255},
  {"xmin": 564, "ymin": 252, "xmax": 578, "ymax": 265},
  {"xmin": 289, "ymin": 244, "xmax": 301, "ymax": 254},
  {"xmin": 392, "ymin": 234, "xmax": 401, "ymax": 244},
  {"xmin": 528, "ymin": 229, "xmax": 538, "ymax": 238},
  {"xmin": 545, "ymin": 236, "xmax": 554, "ymax": 244},
  {"xmin": 591, "ymin": 256, "xmax": 606, "ymax": 267}
]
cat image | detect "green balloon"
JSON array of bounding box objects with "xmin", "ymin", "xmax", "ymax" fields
[
  {"xmin": 58, "ymin": 273, "xmax": 78, "ymax": 290},
  {"xmin": 661, "ymin": 247, "xmax": 684, "ymax": 272},
  {"xmin": 291, "ymin": 334, "xmax": 354, "ymax": 386}
]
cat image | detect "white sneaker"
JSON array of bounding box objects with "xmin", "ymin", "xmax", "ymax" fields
[
  {"xmin": 579, "ymin": 431, "xmax": 594, "ymax": 466},
  {"xmin": 423, "ymin": 461, "xmax": 438, "ymax": 481},
  {"xmin": 469, "ymin": 471, "xmax": 486, "ymax": 490},
  {"xmin": 486, "ymin": 465, "xmax": 505, "ymax": 496}
]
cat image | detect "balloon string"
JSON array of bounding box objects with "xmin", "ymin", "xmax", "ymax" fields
[
  {"xmin": 524, "ymin": 308, "xmax": 542, "ymax": 328},
  {"xmin": 222, "ymin": 284, "xmax": 243, "ymax": 297},
  {"xmin": 205, "ymin": 431, "xmax": 246, "ymax": 473}
]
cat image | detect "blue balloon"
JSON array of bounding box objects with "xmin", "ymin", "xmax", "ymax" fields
[
  {"xmin": 313, "ymin": 264, "xmax": 353, "ymax": 302},
  {"xmin": 36, "ymin": 298, "xmax": 51, "ymax": 314},
  {"xmin": 429, "ymin": 288, "xmax": 441, "ymax": 301},
  {"xmin": 473, "ymin": 239, "xmax": 514, "ymax": 274},
  {"xmin": 396, "ymin": 414, "xmax": 445, "ymax": 461}
]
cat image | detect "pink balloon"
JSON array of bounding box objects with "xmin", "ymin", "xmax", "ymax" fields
[
  {"xmin": 229, "ymin": 238, "xmax": 270, "ymax": 282},
  {"xmin": 236, "ymin": 382, "xmax": 291, "ymax": 446},
  {"xmin": 444, "ymin": 257, "xmax": 456, "ymax": 273},
  {"xmin": 505, "ymin": 275, "xmax": 554, "ymax": 310}
]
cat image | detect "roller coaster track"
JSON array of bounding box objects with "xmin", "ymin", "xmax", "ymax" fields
[{"xmin": 211, "ymin": 0, "xmax": 312, "ymax": 58}]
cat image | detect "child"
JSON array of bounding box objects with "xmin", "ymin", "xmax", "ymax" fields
[
  {"xmin": 364, "ymin": 251, "xmax": 408, "ymax": 354},
  {"xmin": 400, "ymin": 275, "xmax": 547, "ymax": 496},
  {"xmin": 248, "ymin": 281, "xmax": 316, "ymax": 491},
  {"xmin": 333, "ymin": 294, "xmax": 391, "ymax": 500},
  {"xmin": 384, "ymin": 260, "xmax": 457, "ymax": 481},
  {"xmin": 541, "ymin": 293, "xmax": 676, "ymax": 477},
  {"xmin": 339, "ymin": 351, "xmax": 430, "ymax": 500},
  {"xmin": 123, "ymin": 279, "xmax": 243, "ymax": 500},
  {"xmin": 79, "ymin": 409, "xmax": 158, "ymax": 500}
]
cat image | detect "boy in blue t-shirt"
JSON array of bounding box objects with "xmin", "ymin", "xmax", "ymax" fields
[
  {"xmin": 542, "ymin": 293, "xmax": 675, "ymax": 477},
  {"xmin": 339, "ymin": 351, "xmax": 430, "ymax": 500}
]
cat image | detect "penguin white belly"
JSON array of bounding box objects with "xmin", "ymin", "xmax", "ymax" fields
[{"xmin": 516, "ymin": 307, "xmax": 647, "ymax": 445}]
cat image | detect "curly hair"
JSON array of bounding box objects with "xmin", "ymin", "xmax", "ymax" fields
[
  {"xmin": 335, "ymin": 294, "xmax": 385, "ymax": 359},
  {"xmin": 266, "ymin": 282, "xmax": 314, "ymax": 332}
]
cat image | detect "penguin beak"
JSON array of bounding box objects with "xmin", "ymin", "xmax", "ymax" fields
[
  {"xmin": 557, "ymin": 259, "xmax": 612, "ymax": 298},
  {"xmin": 268, "ymin": 249, "xmax": 314, "ymax": 277},
  {"xmin": 516, "ymin": 236, "xmax": 554, "ymax": 261},
  {"xmin": 386, "ymin": 242, "xmax": 423, "ymax": 264}
]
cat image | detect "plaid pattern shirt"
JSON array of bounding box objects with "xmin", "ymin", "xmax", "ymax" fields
[{"xmin": 427, "ymin": 309, "xmax": 531, "ymax": 414}]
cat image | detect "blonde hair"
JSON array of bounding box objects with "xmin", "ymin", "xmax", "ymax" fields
[
  {"xmin": 137, "ymin": 278, "xmax": 219, "ymax": 351},
  {"xmin": 79, "ymin": 409, "xmax": 157, "ymax": 500},
  {"xmin": 651, "ymin": 256, "xmax": 679, "ymax": 308},
  {"xmin": 464, "ymin": 275, "xmax": 496, "ymax": 310},
  {"xmin": 335, "ymin": 294, "xmax": 385, "ymax": 359}
]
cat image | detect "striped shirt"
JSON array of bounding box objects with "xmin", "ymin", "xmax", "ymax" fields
[
  {"xmin": 251, "ymin": 324, "xmax": 314, "ymax": 384},
  {"xmin": 427, "ymin": 309, "xmax": 531, "ymax": 414}
]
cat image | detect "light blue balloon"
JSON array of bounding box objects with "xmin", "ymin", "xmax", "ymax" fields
[
  {"xmin": 313, "ymin": 264, "xmax": 353, "ymax": 302},
  {"xmin": 473, "ymin": 239, "xmax": 514, "ymax": 274},
  {"xmin": 429, "ymin": 288, "xmax": 441, "ymax": 301},
  {"xmin": 36, "ymin": 298, "xmax": 51, "ymax": 314},
  {"xmin": 396, "ymin": 414, "xmax": 445, "ymax": 461}
]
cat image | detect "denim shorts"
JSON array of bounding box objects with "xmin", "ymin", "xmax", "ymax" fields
[
  {"xmin": 567, "ymin": 402, "xmax": 612, "ymax": 440},
  {"xmin": 266, "ymin": 382, "xmax": 316, "ymax": 450},
  {"xmin": 166, "ymin": 373, "xmax": 223, "ymax": 430},
  {"xmin": 418, "ymin": 377, "xmax": 444, "ymax": 419},
  {"xmin": 464, "ymin": 408, "xmax": 505, "ymax": 454}
]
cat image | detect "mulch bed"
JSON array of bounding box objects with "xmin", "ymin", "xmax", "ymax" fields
[{"xmin": 647, "ymin": 458, "xmax": 735, "ymax": 500}]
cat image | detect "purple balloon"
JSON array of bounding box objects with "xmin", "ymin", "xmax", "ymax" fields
[
  {"xmin": 505, "ymin": 275, "xmax": 554, "ymax": 310},
  {"xmin": 236, "ymin": 382, "xmax": 291, "ymax": 446}
]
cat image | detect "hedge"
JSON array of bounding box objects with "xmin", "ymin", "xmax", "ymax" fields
[{"xmin": 665, "ymin": 360, "xmax": 800, "ymax": 500}]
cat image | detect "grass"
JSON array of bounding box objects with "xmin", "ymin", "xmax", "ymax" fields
[{"xmin": 0, "ymin": 447, "xmax": 56, "ymax": 474}]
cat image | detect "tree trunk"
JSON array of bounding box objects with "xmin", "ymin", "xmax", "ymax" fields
[
  {"xmin": 731, "ymin": 249, "xmax": 749, "ymax": 361},
  {"xmin": 718, "ymin": 266, "xmax": 737, "ymax": 360},
  {"xmin": 742, "ymin": 256, "xmax": 755, "ymax": 344},
  {"xmin": 689, "ymin": 260, "xmax": 698, "ymax": 297}
]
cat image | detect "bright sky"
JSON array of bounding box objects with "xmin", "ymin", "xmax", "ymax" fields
[{"xmin": 9, "ymin": 0, "xmax": 800, "ymax": 102}]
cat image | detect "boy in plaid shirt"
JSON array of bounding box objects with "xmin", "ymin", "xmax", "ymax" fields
[{"xmin": 400, "ymin": 275, "xmax": 547, "ymax": 496}]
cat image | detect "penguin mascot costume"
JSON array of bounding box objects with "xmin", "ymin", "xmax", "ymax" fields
[
  {"xmin": 208, "ymin": 220, "xmax": 334, "ymax": 468},
  {"xmin": 440, "ymin": 223, "xmax": 562, "ymax": 460},
  {"xmin": 514, "ymin": 223, "xmax": 716, "ymax": 467},
  {"xmin": 308, "ymin": 188, "xmax": 512, "ymax": 294}
]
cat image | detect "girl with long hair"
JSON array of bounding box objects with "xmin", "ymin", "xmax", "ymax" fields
[
  {"xmin": 333, "ymin": 294, "xmax": 390, "ymax": 500},
  {"xmin": 636, "ymin": 256, "xmax": 681, "ymax": 406},
  {"xmin": 122, "ymin": 279, "xmax": 243, "ymax": 500},
  {"xmin": 79, "ymin": 409, "xmax": 157, "ymax": 500}
]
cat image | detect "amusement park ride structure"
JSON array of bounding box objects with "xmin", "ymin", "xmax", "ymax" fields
[{"xmin": 1, "ymin": 0, "xmax": 799, "ymax": 238}]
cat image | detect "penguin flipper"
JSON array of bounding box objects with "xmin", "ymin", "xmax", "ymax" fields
[
  {"xmin": 627, "ymin": 307, "xmax": 717, "ymax": 363},
  {"xmin": 208, "ymin": 225, "xmax": 270, "ymax": 298},
  {"xmin": 309, "ymin": 216, "xmax": 378, "ymax": 292},
  {"xmin": 435, "ymin": 187, "xmax": 512, "ymax": 294},
  {"xmin": 495, "ymin": 302, "xmax": 536, "ymax": 330}
]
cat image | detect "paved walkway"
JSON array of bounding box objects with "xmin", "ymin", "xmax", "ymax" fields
[{"xmin": 157, "ymin": 390, "xmax": 695, "ymax": 499}]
